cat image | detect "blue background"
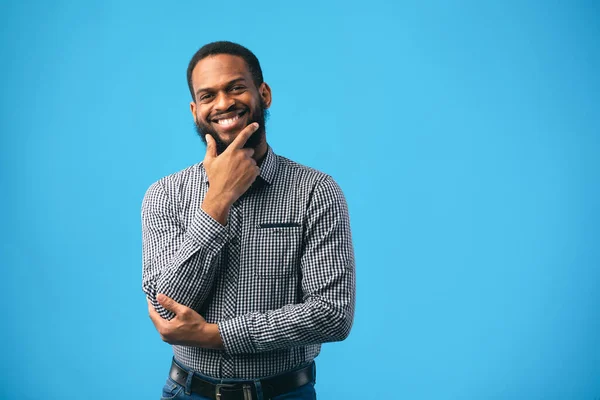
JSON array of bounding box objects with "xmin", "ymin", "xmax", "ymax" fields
[{"xmin": 1, "ymin": 1, "xmax": 599, "ymax": 399}]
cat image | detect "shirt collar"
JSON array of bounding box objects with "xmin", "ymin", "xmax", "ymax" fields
[{"xmin": 258, "ymin": 145, "xmax": 277, "ymax": 185}]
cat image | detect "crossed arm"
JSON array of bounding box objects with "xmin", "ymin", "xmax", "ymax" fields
[{"xmin": 142, "ymin": 176, "xmax": 356, "ymax": 353}]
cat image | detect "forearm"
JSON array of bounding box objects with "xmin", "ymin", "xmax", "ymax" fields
[
  {"xmin": 217, "ymin": 176, "xmax": 357, "ymax": 354},
  {"xmin": 149, "ymin": 196, "xmax": 233, "ymax": 317},
  {"xmin": 142, "ymin": 184, "xmax": 230, "ymax": 319},
  {"xmin": 144, "ymin": 228, "xmax": 225, "ymax": 320},
  {"xmin": 217, "ymin": 263, "xmax": 355, "ymax": 354}
]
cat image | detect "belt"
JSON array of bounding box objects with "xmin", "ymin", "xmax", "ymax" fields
[{"xmin": 169, "ymin": 358, "xmax": 314, "ymax": 400}]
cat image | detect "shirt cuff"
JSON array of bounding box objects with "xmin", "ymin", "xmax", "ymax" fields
[
  {"xmin": 218, "ymin": 315, "xmax": 256, "ymax": 355},
  {"xmin": 186, "ymin": 207, "xmax": 229, "ymax": 252}
]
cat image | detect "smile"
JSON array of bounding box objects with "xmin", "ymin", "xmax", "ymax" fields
[{"xmin": 212, "ymin": 110, "xmax": 247, "ymax": 128}]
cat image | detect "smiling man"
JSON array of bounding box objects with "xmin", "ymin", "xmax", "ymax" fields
[{"xmin": 142, "ymin": 41, "xmax": 355, "ymax": 400}]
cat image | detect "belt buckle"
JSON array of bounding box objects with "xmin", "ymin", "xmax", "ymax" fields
[
  {"xmin": 215, "ymin": 383, "xmax": 239, "ymax": 399},
  {"xmin": 215, "ymin": 383, "xmax": 253, "ymax": 400}
]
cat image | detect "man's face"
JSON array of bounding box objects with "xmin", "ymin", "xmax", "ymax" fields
[{"xmin": 190, "ymin": 54, "xmax": 271, "ymax": 154}]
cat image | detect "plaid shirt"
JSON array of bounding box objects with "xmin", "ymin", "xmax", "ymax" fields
[{"xmin": 141, "ymin": 145, "xmax": 355, "ymax": 379}]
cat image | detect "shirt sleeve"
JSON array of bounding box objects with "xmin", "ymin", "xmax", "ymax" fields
[
  {"xmin": 218, "ymin": 176, "xmax": 356, "ymax": 354},
  {"xmin": 141, "ymin": 179, "xmax": 228, "ymax": 320}
]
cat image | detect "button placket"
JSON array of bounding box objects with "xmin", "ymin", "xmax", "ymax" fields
[{"xmin": 221, "ymin": 203, "xmax": 242, "ymax": 377}]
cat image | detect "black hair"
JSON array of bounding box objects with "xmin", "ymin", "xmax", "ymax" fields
[{"xmin": 186, "ymin": 41, "xmax": 264, "ymax": 101}]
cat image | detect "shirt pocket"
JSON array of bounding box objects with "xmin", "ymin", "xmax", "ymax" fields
[{"xmin": 250, "ymin": 224, "xmax": 303, "ymax": 278}]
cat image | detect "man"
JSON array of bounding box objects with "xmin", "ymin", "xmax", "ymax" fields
[{"xmin": 142, "ymin": 41, "xmax": 355, "ymax": 400}]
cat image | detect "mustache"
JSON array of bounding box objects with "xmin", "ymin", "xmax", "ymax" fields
[{"xmin": 210, "ymin": 107, "xmax": 248, "ymax": 120}]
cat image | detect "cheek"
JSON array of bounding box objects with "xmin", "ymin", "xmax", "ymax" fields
[
  {"xmin": 239, "ymin": 93, "xmax": 258, "ymax": 108},
  {"xmin": 246, "ymin": 99, "xmax": 260, "ymax": 114},
  {"xmin": 197, "ymin": 108, "xmax": 211, "ymax": 123}
]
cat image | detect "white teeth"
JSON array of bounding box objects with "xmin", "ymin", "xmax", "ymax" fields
[{"xmin": 216, "ymin": 115, "xmax": 239, "ymax": 126}]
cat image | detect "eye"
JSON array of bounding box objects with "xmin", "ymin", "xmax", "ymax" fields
[
  {"xmin": 230, "ymin": 85, "xmax": 246, "ymax": 93},
  {"xmin": 199, "ymin": 93, "xmax": 213, "ymax": 102}
]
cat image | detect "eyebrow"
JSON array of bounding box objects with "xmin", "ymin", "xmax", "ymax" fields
[{"xmin": 195, "ymin": 77, "xmax": 247, "ymax": 97}]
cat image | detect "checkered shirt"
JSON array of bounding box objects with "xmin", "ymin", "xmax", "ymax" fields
[{"xmin": 141, "ymin": 145, "xmax": 356, "ymax": 379}]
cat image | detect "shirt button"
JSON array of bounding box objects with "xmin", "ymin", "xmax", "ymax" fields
[{"xmin": 230, "ymin": 236, "xmax": 239, "ymax": 246}]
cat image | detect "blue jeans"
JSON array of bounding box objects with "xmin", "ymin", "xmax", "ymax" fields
[{"xmin": 160, "ymin": 359, "xmax": 317, "ymax": 400}]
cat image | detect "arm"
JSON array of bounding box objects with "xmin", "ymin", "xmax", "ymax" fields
[
  {"xmin": 143, "ymin": 123, "xmax": 261, "ymax": 322},
  {"xmin": 141, "ymin": 179, "xmax": 228, "ymax": 320},
  {"xmin": 218, "ymin": 176, "xmax": 356, "ymax": 354}
]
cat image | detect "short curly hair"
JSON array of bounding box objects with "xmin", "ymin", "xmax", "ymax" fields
[{"xmin": 186, "ymin": 41, "xmax": 264, "ymax": 101}]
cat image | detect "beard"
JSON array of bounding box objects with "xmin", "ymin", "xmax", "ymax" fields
[{"xmin": 194, "ymin": 100, "xmax": 269, "ymax": 155}]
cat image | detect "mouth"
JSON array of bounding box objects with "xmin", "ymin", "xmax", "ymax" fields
[{"xmin": 211, "ymin": 109, "xmax": 248, "ymax": 131}]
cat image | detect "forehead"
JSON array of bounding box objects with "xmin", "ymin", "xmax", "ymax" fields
[{"xmin": 191, "ymin": 54, "xmax": 252, "ymax": 90}]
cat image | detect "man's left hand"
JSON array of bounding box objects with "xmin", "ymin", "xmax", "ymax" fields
[{"xmin": 147, "ymin": 294, "xmax": 224, "ymax": 349}]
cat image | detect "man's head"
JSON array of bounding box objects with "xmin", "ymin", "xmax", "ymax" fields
[{"xmin": 187, "ymin": 41, "xmax": 272, "ymax": 155}]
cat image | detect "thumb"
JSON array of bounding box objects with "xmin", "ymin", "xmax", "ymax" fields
[
  {"xmin": 204, "ymin": 134, "xmax": 217, "ymax": 160},
  {"xmin": 157, "ymin": 294, "xmax": 184, "ymax": 315}
]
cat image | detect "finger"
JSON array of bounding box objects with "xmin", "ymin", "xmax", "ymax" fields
[
  {"xmin": 228, "ymin": 122, "xmax": 259, "ymax": 151},
  {"xmin": 157, "ymin": 293, "xmax": 185, "ymax": 315},
  {"xmin": 204, "ymin": 134, "xmax": 217, "ymax": 160}
]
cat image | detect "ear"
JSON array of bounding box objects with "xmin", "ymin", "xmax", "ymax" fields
[
  {"xmin": 259, "ymin": 82, "xmax": 272, "ymax": 109},
  {"xmin": 190, "ymin": 101, "xmax": 197, "ymax": 119}
]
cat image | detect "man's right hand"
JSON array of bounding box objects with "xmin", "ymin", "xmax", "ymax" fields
[{"xmin": 201, "ymin": 122, "xmax": 261, "ymax": 225}]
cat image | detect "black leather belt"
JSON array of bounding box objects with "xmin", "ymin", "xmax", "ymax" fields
[{"xmin": 169, "ymin": 358, "xmax": 314, "ymax": 400}]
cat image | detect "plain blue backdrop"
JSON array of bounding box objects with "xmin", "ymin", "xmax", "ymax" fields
[{"xmin": 1, "ymin": 1, "xmax": 599, "ymax": 399}]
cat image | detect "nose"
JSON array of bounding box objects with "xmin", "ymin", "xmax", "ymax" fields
[{"xmin": 213, "ymin": 91, "xmax": 235, "ymax": 112}]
